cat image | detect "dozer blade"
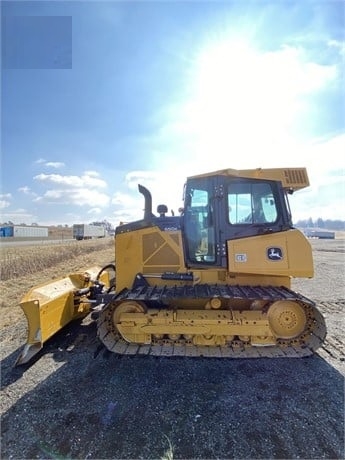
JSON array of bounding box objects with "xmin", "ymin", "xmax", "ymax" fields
[{"xmin": 16, "ymin": 266, "xmax": 104, "ymax": 365}]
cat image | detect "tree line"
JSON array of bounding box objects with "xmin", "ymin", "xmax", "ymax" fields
[
  {"xmin": 1, "ymin": 218, "xmax": 344, "ymax": 231},
  {"xmin": 294, "ymin": 218, "xmax": 345, "ymax": 230}
]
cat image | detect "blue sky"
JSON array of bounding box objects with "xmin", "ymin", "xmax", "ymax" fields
[{"xmin": 1, "ymin": 0, "xmax": 344, "ymax": 226}]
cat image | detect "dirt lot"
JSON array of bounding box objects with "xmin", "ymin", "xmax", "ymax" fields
[{"xmin": 1, "ymin": 238, "xmax": 344, "ymax": 459}]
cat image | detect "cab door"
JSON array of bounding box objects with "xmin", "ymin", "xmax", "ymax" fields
[
  {"xmin": 183, "ymin": 176, "xmax": 223, "ymax": 267},
  {"xmin": 183, "ymin": 174, "xmax": 292, "ymax": 269}
]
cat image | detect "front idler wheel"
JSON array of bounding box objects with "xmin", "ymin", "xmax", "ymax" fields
[{"xmin": 268, "ymin": 300, "xmax": 307, "ymax": 339}]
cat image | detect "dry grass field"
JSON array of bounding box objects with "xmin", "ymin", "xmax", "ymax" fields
[
  {"xmin": 0, "ymin": 238, "xmax": 114, "ymax": 328},
  {"xmin": 0, "ymin": 235, "xmax": 344, "ymax": 459},
  {"xmin": 0, "ymin": 238, "xmax": 113, "ymax": 282}
]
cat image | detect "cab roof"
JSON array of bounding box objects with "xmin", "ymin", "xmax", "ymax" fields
[{"xmin": 188, "ymin": 167, "xmax": 310, "ymax": 192}]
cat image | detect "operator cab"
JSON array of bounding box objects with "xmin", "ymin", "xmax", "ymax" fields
[{"xmin": 183, "ymin": 174, "xmax": 293, "ymax": 268}]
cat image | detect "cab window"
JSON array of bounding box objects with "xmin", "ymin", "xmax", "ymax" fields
[
  {"xmin": 185, "ymin": 187, "xmax": 216, "ymax": 263},
  {"xmin": 228, "ymin": 182, "xmax": 278, "ymax": 224}
]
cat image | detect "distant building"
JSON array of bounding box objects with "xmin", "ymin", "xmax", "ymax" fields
[
  {"xmin": 303, "ymin": 228, "xmax": 335, "ymax": 239},
  {"xmin": 0, "ymin": 225, "xmax": 48, "ymax": 238}
]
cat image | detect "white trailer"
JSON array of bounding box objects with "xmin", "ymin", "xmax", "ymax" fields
[
  {"xmin": 13, "ymin": 226, "xmax": 48, "ymax": 238},
  {"xmin": 304, "ymin": 229, "xmax": 335, "ymax": 239},
  {"xmin": 73, "ymin": 224, "xmax": 106, "ymax": 240}
]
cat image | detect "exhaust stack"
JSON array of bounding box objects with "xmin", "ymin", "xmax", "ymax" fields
[{"xmin": 138, "ymin": 184, "xmax": 154, "ymax": 222}]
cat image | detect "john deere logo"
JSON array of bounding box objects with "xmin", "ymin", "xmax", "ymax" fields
[{"xmin": 267, "ymin": 247, "xmax": 283, "ymax": 260}]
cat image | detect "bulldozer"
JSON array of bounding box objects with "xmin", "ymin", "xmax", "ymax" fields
[{"xmin": 16, "ymin": 167, "xmax": 326, "ymax": 365}]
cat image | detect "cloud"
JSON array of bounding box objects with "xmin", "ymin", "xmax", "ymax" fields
[
  {"xmin": 0, "ymin": 194, "xmax": 12, "ymax": 209},
  {"xmin": 84, "ymin": 170, "xmax": 101, "ymax": 177},
  {"xmin": 87, "ymin": 207, "xmax": 102, "ymax": 215},
  {"xmin": 0, "ymin": 209, "xmax": 37, "ymax": 223},
  {"xmin": 18, "ymin": 186, "xmax": 38, "ymax": 197},
  {"xmin": 45, "ymin": 162, "xmax": 65, "ymax": 168},
  {"xmin": 125, "ymin": 170, "xmax": 160, "ymax": 190},
  {"xmin": 287, "ymin": 134, "xmax": 345, "ymax": 220},
  {"xmin": 33, "ymin": 170, "xmax": 110, "ymax": 208},
  {"xmin": 125, "ymin": 169, "xmax": 185, "ymax": 203},
  {"xmin": 34, "ymin": 171, "xmax": 107, "ymax": 189},
  {"xmin": 18, "ymin": 186, "xmax": 31, "ymax": 194},
  {"xmin": 34, "ymin": 159, "xmax": 65, "ymax": 168},
  {"xmin": 34, "ymin": 188, "xmax": 110, "ymax": 208},
  {"xmin": 111, "ymin": 191, "xmax": 138, "ymax": 207},
  {"xmin": 111, "ymin": 190, "xmax": 145, "ymax": 223},
  {"xmin": 300, "ymin": 134, "xmax": 345, "ymax": 180},
  {"xmin": 112, "ymin": 208, "xmax": 140, "ymax": 225},
  {"xmin": 327, "ymin": 39, "xmax": 345, "ymax": 57},
  {"xmin": 0, "ymin": 200, "xmax": 11, "ymax": 209}
]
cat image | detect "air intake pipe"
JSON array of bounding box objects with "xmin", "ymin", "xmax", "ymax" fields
[{"xmin": 138, "ymin": 184, "xmax": 154, "ymax": 223}]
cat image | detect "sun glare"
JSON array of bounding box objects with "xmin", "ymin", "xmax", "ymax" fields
[{"xmin": 180, "ymin": 37, "xmax": 334, "ymax": 167}]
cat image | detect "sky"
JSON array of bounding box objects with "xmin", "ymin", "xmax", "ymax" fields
[{"xmin": 1, "ymin": 0, "xmax": 344, "ymax": 227}]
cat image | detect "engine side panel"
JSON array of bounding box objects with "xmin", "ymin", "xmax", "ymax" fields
[
  {"xmin": 227, "ymin": 229, "xmax": 313, "ymax": 278},
  {"xmin": 115, "ymin": 227, "xmax": 185, "ymax": 292}
]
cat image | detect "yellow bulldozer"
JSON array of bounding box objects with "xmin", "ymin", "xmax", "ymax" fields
[{"xmin": 16, "ymin": 167, "xmax": 326, "ymax": 365}]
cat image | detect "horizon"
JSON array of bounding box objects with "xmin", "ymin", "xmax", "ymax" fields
[
  {"xmin": 1, "ymin": 217, "xmax": 344, "ymax": 230},
  {"xmin": 1, "ymin": 1, "xmax": 344, "ymax": 227}
]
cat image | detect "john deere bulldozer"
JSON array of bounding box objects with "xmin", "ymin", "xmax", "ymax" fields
[{"xmin": 16, "ymin": 167, "xmax": 326, "ymax": 365}]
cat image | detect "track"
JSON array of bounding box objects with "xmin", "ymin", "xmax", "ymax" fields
[
  {"xmin": 317, "ymin": 300, "xmax": 345, "ymax": 362},
  {"xmin": 97, "ymin": 284, "xmax": 327, "ymax": 358}
]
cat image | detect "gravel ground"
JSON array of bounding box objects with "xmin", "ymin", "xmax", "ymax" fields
[{"xmin": 1, "ymin": 238, "xmax": 344, "ymax": 459}]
